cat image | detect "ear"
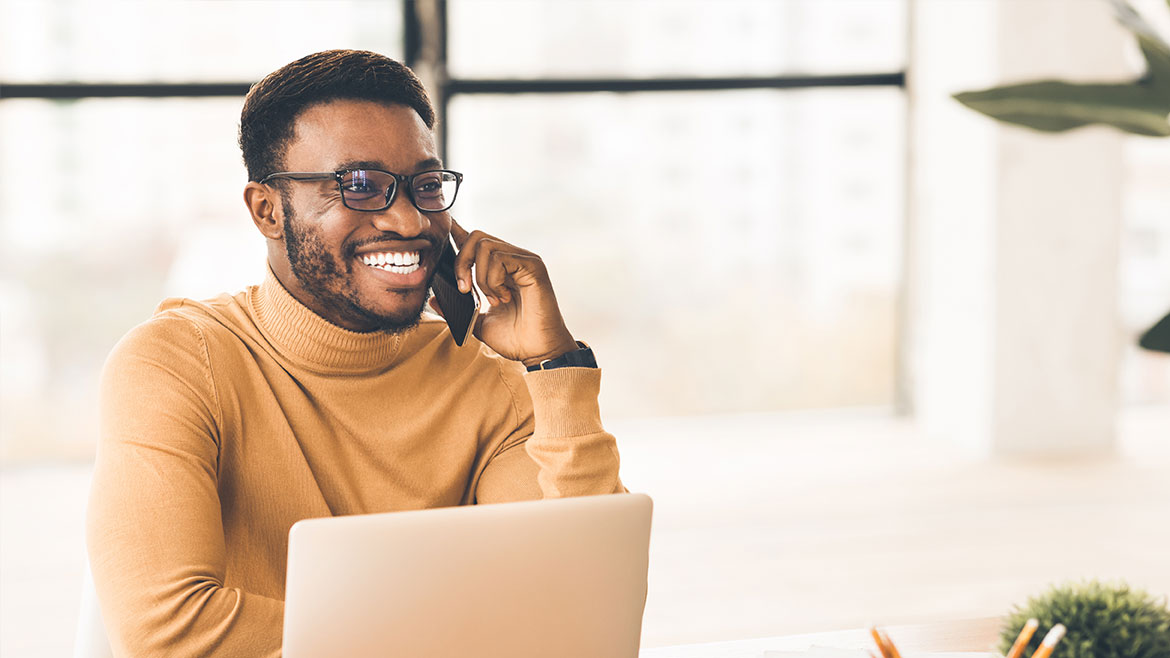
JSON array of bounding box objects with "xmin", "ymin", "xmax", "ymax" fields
[{"xmin": 244, "ymin": 181, "xmax": 284, "ymax": 240}]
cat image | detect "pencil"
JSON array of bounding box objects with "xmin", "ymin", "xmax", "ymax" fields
[
  {"xmin": 870, "ymin": 627, "xmax": 894, "ymax": 658},
  {"xmin": 1006, "ymin": 619, "xmax": 1040, "ymax": 658},
  {"xmin": 1030, "ymin": 624, "xmax": 1067, "ymax": 658},
  {"xmin": 881, "ymin": 630, "xmax": 904, "ymax": 658}
]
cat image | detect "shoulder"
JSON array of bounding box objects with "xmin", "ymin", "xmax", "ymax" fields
[{"xmin": 103, "ymin": 291, "xmax": 251, "ymax": 385}]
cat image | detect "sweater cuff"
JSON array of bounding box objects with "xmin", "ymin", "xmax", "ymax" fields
[{"xmin": 523, "ymin": 367, "xmax": 604, "ymax": 438}]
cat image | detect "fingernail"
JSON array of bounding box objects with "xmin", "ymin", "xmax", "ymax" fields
[{"xmin": 458, "ymin": 279, "xmax": 468, "ymax": 293}]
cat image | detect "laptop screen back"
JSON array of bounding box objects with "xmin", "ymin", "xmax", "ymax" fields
[{"xmin": 282, "ymin": 493, "xmax": 653, "ymax": 658}]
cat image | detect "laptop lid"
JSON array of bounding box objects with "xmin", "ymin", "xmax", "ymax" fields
[{"xmin": 282, "ymin": 493, "xmax": 653, "ymax": 658}]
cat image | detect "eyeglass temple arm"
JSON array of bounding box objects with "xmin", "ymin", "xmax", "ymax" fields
[{"xmin": 260, "ymin": 172, "xmax": 340, "ymax": 183}]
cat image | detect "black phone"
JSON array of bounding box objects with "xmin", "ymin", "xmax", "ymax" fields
[{"xmin": 431, "ymin": 235, "xmax": 479, "ymax": 346}]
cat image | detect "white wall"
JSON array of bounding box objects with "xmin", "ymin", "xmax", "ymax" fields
[{"xmin": 908, "ymin": 0, "xmax": 1129, "ymax": 457}]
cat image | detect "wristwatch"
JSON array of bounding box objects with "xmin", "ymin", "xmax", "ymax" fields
[{"xmin": 525, "ymin": 341, "xmax": 597, "ymax": 371}]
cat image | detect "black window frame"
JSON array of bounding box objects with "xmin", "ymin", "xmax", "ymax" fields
[{"xmin": 0, "ymin": 0, "xmax": 911, "ymax": 411}]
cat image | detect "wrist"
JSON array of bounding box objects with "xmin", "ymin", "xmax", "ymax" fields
[
  {"xmin": 522, "ymin": 337, "xmax": 579, "ymax": 368},
  {"xmin": 525, "ymin": 341, "xmax": 596, "ymax": 371}
]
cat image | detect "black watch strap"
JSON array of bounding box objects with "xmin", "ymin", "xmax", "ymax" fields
[{"xmin": 526, "ymin": 341, "xmax": 597, "ymax": 371}]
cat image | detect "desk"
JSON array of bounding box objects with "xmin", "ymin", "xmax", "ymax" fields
[{"xmin": 640, "ymin": 618, "xmax": 1004, "ymax": 658}]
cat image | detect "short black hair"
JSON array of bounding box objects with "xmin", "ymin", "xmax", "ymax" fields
[{"xmin": 239, "ymin": 49, "xmax": 436, "ymax": 182}]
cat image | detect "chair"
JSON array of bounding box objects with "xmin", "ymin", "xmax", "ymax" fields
[{"xmin": 73, "ymin": 557, "xmax": 113, "ymax": 658}]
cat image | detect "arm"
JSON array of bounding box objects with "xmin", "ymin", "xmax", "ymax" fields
[
  {"xmin": 438, "ymin": 219, "xmax": 625, "ymax": 503},
  {"xmin": 87, "ymin": 317, "xmax": 283, "ymax": 657},
  {"xmin": 474, "ymin": 357, "xmax": 625, "ymax": 503}
]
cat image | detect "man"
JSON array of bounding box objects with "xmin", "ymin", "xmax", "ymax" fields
[{"xmin": 87, "ymin": 50, "xmax": 624, "ymax": 657}]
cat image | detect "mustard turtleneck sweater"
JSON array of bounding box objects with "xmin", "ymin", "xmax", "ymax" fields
[{"xmin": 86, "ymin": 268, "xmax": 624, "ymax": 657}]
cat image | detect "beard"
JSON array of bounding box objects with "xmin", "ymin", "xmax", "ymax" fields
[{"xmin": 281, "ymin": 198, "xmax": 435, "ymax": 334}]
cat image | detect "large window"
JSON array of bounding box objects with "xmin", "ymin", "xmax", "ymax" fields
[
  {"xmin": 0, "ymin": 0, "xmax": 405, "ymax": 460},
  {"xmin": 443, "ymin": 1, "xmax": 908, "ymax": 416},
  {"xmin": 448, "ymin": 88, "xmax": 905, "ymax": 416},
  {"xmin": 1, "ymin": 0, "xmax": 909, "ymax": 461}
]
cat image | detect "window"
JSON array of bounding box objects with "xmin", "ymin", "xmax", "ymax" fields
[
  {"xmin": 0, "ymin": 0, "xmax": 908, "ymax": 460},
  {"xmin": 0, "ymin": 1, "xmax": 405, "ymax": 461},
  {"xmin": 442, "ymin": 0, "xmax": 908, "ymax": 416}
]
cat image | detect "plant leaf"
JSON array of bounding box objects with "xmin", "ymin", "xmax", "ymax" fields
[
  {"xmin": 1108, "ymin": 0, "xmax": 1170, "ymax": 94},
  {"xmin": 1138, "ymin": 32, "xmax": 1170, "ymax": 96},
  {"xmin": 953, "ymin": 80, "xmax": 1170, "ymax": 136},
  {"xmin": 1109, "ymin": 0, "xmax": 1169, "ymax": 50},
  {"xmin": 1139, "ymin": 311, "xmax": 1170, "ymax": 353}
]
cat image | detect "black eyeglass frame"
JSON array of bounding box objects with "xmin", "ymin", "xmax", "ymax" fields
[{"xmin": 259, "ymin": 168, "xmax": 463, "ymax": 213}]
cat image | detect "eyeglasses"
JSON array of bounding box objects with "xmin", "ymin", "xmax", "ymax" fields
[{"xmin": 260, "ymin": 168, "xmax": 463, "ymax": 212}]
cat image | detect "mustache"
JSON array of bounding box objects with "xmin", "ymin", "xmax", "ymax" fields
[{"xmin": 344, "ymin": 233, "xmax": 443, "ymax": 258}]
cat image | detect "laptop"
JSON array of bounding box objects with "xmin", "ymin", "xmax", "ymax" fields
[{"xmin": 282, "ymin": 493, "xmax": 653, "ymax": 658}]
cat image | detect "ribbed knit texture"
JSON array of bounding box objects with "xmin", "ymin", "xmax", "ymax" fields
[
  {"xmin": 87, "ymin": 268, "xmax": 623, "ymax": 657},
  {"xmin": 250, "ymin": 268, "xmax": 405, "ymax": 373}
]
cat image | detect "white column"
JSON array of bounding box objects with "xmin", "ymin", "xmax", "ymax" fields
[{"xmin": 908, "ymin": 0, "xmax": 1127, "ymax": 457}]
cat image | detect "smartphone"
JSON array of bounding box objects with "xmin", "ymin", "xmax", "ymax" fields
[{"xmin": 431, "ymin": 235, "xmax": 479, "ymax": 346}]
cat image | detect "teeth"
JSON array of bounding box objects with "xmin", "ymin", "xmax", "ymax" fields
[
  {"xmin": 359, "ymin": 251, "xmax": 421, "ymax": 274},
  {"xmin": 360, "ymin": 251, "xmax": 420, "ymax": 268},
  {"xmin": 365, "ymin": 262, "xmax": 421, "ymax": 274}
]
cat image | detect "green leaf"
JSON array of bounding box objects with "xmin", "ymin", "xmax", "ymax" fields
[
  {"xmin": 1110, "ymin": 0, "xmax": 1170, "ymax": 94},
  {"xmin": 1139, "ymin": 311, "xmax": 1170, "ymax": 353},
  {"xmin": 1138, "ymin": 32, "xmax": 1170, "ymax": 96},
  {"xmin": 953, "ymin": 80, "xmax": 1170, "ymax": 136}
]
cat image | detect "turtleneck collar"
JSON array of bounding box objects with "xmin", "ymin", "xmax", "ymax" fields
[{"xmin": 250, "ymin": 266, "xmax": 406, "ymax": 374}]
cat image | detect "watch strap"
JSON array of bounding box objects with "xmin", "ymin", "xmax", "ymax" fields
[{"xmin": 526, "ymin": 341, "xmax": 597, "ymax": 371}]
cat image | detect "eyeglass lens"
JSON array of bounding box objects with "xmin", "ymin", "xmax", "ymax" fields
[{"xmin": 339, "ymin": 170, "xmax": 459, "ymax": 212}]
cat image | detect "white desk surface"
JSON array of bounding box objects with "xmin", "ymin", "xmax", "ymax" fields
[{"xmin": 640, "ymin": 617, "xmax": 1004, "ymax": 658}]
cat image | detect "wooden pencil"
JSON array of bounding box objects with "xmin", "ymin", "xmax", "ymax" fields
[
  {"xmin": 1030, "ymin": 624, "xmax": 1066, "ymax": 658},
  {"xmin": 1006, "ymin": 619, "xmax": 1040, "ymax": 658}
]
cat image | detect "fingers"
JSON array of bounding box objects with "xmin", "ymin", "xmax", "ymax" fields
[
  {"xmin": 474, "ymin": 237, "xmax": 521, "ymax": 305},
  {"xmin": 454, "ymin": 228, "xmax": 545, "ymax": 305}
]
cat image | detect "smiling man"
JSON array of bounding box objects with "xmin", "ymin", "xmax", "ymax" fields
[{"xmin": 86, "ymin": 50, "xmax": 623, "ymax": 657}]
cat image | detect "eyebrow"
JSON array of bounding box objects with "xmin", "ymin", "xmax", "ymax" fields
[{"xmin": 334, "ymin": 158, "xmax": 445, "ymax": 174}]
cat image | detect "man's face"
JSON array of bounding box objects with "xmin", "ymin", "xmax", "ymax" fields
[{"xmin": 273, "ymin": 99, "xmax": 451, "ymax": 333}]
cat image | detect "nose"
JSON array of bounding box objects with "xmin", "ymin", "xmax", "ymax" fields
[{"xmin": 370, "ymin": 188, "xmax": 428, "ymax": 238}]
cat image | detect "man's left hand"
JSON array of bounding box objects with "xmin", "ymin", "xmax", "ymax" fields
[{"xmin": 436, "ymin": 218, "xmax": 578, "ymax": 367}]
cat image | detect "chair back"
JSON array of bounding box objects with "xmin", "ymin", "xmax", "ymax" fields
[{"xmin": 73, "ymin": 558, "xmax": 113, "ymax": 658}]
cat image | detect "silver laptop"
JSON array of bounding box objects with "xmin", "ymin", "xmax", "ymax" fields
[{"xmin": 282, "ymin": 493, "xmax": 653, "ymax": 658}]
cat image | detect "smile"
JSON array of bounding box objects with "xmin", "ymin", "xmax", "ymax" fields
[{"xmin": 359, "ymin": 250, "xmax": 422, "ymax": 274}]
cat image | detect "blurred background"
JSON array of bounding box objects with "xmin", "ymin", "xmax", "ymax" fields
[{"xmin": 1, "ymin": 0, "xmax": 1168, "ymax": 656}]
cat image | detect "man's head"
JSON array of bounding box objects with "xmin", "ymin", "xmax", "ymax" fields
[
  {"xmin": 241, "ymin": 50, "xmax": 451, "ymax": 334},
  {"xmin": 239, "ymin": 49, "xmax": 435, "ymax": 184}
]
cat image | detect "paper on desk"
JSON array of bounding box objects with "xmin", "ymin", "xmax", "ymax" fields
[
  {"xmin": 765, "ymin": 650, "xmax": 996, "ymax": 658},
  {"xmin": 641, "ymin": 643, "xmax": 997, "ymax": 658}
]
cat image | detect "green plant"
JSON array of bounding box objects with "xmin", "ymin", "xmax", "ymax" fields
[
  {"xmin": 954, "ymin": 0, "xmax": 1170, "ymax": 136},
  {"xmin": 953, "ymin": 0, "xmax": 1170, "ymax": 353},
  {"xmin": 1001, "ymin": 581, "xmax": 1170, "ymax": 658}
]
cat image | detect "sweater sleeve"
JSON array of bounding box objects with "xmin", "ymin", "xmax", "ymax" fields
[
  {"xmin": 474, "ymin": 364, "xmax": 625, "ymax": 503},
  {"xmin": 87, "ymin": 316, "xmax": 283, "ymax": 657}
]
